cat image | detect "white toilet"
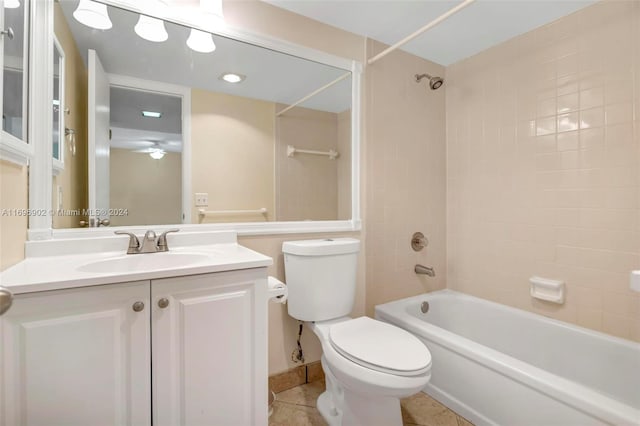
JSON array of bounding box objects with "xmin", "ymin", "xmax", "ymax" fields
[{"xmin": 282, "ymin": 238, "xmax": 432, "ymax": 426}]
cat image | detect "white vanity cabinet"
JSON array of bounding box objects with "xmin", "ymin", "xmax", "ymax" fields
[
  {"xmin": 0, "ymin": 268, "xmax": 268, "ymax": 426},
  {"xmin": 152, "ymin": 268, "xmax": 268, "ymax": 426},
  {"xmin": 0, "ymin": 281, "xmax": 152, "ymax": 426}
]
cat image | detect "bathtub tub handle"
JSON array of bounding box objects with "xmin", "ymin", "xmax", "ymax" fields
[{"xmin": 411, "ymin": 232, "xmax": 429, "ymax": 251}]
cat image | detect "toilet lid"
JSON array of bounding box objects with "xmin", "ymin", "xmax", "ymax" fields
[{"xmin": 329, "ymin": 317, "xmax": 431, "ymax": 376}]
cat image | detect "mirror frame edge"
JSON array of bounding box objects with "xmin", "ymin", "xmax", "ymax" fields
[
  {"xmin": 27, "ymin": 0, "xmax": 362, "ymax": 241},
  {"xmin": 27, "ymin": 0, "xmax": 53, "ymax": 241}
]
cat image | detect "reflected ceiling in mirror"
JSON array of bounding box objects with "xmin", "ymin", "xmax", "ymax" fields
[{"xmin": 52, "ymin": 1, "xmax": 353, "ymax": 229}]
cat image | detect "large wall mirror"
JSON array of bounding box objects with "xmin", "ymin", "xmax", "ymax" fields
[{"xmin": 45, "ymin": 0, "xmax": 360, "ymax": 235}]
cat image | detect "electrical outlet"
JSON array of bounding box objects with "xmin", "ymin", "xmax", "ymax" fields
[{"xmin": 195, "ymin": 192, "xmax": 208, "ymax": 207}]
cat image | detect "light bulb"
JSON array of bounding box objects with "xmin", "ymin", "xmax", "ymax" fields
[
  {"xmin": 73, "ymin": 0, "xmax": 112, "ymax": 30},
  {"xmin": 187, "ymin": 29, "xmax": 216, "ymax": 53},
  {"xmin": 134, "ymin": 15, "xmax": 168, "ymax": 43},
  {"xmin": 5, "ymin": 0, "xmax": 20, "ymax": 9},
  {"xmin": 149, "ymin": 149, "xmax": 166, "ymax": 159},
  {"xmin": 220, "ymin": 73, "xmax": 245, "ymax": 83}
]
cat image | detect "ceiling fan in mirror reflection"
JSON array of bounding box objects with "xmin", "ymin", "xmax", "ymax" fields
[{"xmin": 109, "ymin": 125, "xmax": 182, "ymax": 160}]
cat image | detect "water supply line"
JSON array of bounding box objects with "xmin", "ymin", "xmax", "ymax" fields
[{"xmin": 291, "ymin": 322, "xmax": 305, "ymax": 364}]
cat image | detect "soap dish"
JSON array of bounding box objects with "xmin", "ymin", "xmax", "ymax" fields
[{"xmin": 530, "ymin": 276, "xmax": 565, "ymax": 304}]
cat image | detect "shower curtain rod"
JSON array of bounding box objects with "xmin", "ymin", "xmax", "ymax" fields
[
  {"xmin": 276, "ymin": 72, "xmax": 351, "ymax": 117},
  {"xmin": 367, "ymin": 0, "xmax": 476, "ymax": 65}
]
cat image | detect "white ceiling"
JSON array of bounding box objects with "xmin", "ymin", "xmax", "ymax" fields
[
  {"xmin": 109, "ymin": 87, "xmax": 182, "ymax": 152},
  {"xmin": 110, "ymin": 87, "xmax": 182, "ymax": 134},
  {"xmin": 262, "ymin": 0, "xmax": 597, "ymax": 66}
]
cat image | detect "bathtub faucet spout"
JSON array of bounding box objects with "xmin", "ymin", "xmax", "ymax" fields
[{"xmin": 415, "ymin": 264, "xmax": 435, "ymax": 277}]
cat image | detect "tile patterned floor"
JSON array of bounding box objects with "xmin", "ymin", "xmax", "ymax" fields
[{"xmin": 269, "ymin": 380, "xmax": 474, "ymax": 426}]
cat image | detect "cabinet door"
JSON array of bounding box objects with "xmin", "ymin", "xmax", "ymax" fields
[
  {"xmin": 152, "ymin": 269, "xmax": 268, "ymax": 426},
  {"xmin": 0, "ymin": 281, "xmax": 151, "ymax": 426}
]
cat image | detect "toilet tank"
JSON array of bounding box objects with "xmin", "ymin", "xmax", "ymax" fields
[{"xmin": 282, "ymin": 238, "xmax": 360, "ymax": 322}]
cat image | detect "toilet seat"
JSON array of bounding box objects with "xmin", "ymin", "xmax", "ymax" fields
[{"xmin": 328, "ymin": 317, "xmax": 431, "ymax": 377}]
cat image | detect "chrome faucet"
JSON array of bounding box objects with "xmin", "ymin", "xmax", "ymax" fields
[
  {"xmin": 115, "ymin": 229, "xmax": 179, "ymax": 254},
  {"xmin": 415, "ymin": 264, "xmax": 435, "ymax": 277}
]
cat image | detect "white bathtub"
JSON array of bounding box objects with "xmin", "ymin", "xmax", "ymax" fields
[{"xmin": 375, "ymin": 290, "xmax": 640, "ymax": 426}]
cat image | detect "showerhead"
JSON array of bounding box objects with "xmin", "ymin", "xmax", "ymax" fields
[{"xmin": 415, "ymin": 73, "xmax": 444, "ymax": 90}]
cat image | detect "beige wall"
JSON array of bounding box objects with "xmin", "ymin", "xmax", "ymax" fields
[
  {"xmin": 53, "ymin": 2, "xmax": 88, "ymax": 229},
  {"xmin": 276, "ymin": 106, "xmax": 339, "ymax": 221},
  {"xmin": 191, "ymin": 89, "xmax": 276, "ymax": 223},
  {"xmin": 109, "ymin": 149, "xmax": 182, "ymax": 226},
  {"xmin": 0, "ymin": 160, "xmax": 28, "ymax": 270},
  {"xmin": 364, "ymin": 39, "xmax": 447, "ymax": 316},
  {"xmin": 446, "ymin": 0, "xmax": 640, "ymax": 342}
]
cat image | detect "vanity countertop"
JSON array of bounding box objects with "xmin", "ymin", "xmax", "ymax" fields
[{"xmin": 0, "ymin": 231, "xmax": 272, "ymax": 294}]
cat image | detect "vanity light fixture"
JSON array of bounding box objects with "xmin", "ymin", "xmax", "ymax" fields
[
  {"xmin": 149, "ymin": 149, "xmax": 166, "ymax": 160},
  {"xmin": 134, "ymin": 15, "xmax": 168, "ymax": 43},
  {"xmin": 5, "ymin": 0, "xmax": 20, "ymax": 9},
  {"xmin": 187, "ymin": 29, "xmax": 216, "ymax": 53},
  {"xmin": 141, "ymin": 110, "xmax": 162, "ymax": 118},
  {"xmin": 220, "ymin": 73, "xmax": 245, "ymax": 84},
  {"xmin": 73, "ymin": 0, "xmax": 113, "ymax": 30}
]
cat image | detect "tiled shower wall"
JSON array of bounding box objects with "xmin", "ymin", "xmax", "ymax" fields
[
  {"xmin": 365, "ymin": 39, "xmax": 447, "ymax": 315},
  {"xmin": 446, "ymin": 0, "xmax": 640, "ymax": 341}
]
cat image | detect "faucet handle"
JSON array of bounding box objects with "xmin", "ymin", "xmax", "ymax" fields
[
  {"xmin": 115, "ymin": 231, "xmax": 140, "ymax": 254},
  {"xmin": 157, "ymin": 229, "xmax": 179, "ymax": 252}
]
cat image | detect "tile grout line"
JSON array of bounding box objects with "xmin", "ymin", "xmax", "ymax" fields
[{"xmin": 274, "ymin": 399, "xmax": 317, "ymax": 409}]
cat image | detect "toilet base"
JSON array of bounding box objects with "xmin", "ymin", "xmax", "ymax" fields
[
  {"xmin": 317, "ymin": 391, "xmax": 341, "ymax": 426},
  {"xmin": 317, "ymin": 356, "xmax": 404, "ymax": 426}
]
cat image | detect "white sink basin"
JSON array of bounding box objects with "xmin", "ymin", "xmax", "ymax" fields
[{"xmin": 77, "ymin": 252, "xmax": 213, "ymax": 274}]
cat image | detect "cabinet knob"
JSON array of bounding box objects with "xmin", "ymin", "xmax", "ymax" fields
[
  {"xmin": 132, "ymin": 301, "xmax": 145, "ymax": 312},
  {"xmin": 0, "ymin": 287, "xmax": 13, "ymax": 316},
  {"xmin": 158, "ymin": 298, "xmax": 169, "ymax": 309}
]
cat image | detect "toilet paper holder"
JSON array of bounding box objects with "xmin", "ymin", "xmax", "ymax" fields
[{"xmin": 268, "ymin": 276, "xmax": 288, "ymax": 304}]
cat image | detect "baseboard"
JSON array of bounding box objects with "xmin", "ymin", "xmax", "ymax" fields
[{"xmin": 269, "ymin": 361, "xmax": 325, "ymax": 393}]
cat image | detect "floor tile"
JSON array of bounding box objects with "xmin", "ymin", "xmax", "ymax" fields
[
  {"xmin": 400, "ymin": 392, "xmax": 458, "ymax": 426},
  {"xmin": 456, "ymin": 415, "xmax": 474, "ymax": 426},
  {"xmin": 401, "ymin": 393, "xmax": 459, "ymax": 426},
  {"xmin": 275, "ymin": 380, "xmax": 325, "ymax": 408},
  {"xmin": 270, "ymin": 401, "xmax": 328, "ymax": 426},
  {"xmin": 269, "ymin": 381, "xmax": 474, "ymax": 426}
]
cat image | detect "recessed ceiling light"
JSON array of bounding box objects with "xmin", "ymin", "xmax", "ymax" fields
[
  {"xmin": 220, "ymin": 73, "xmax": 245, "ymax": 83},
  {"xmin": 73, "ymin": 0, "xmax": 113, "ymax": 30},
  {"xmin": 142, "ymin": 110, "xmax": 162, "ymax": 118}
]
